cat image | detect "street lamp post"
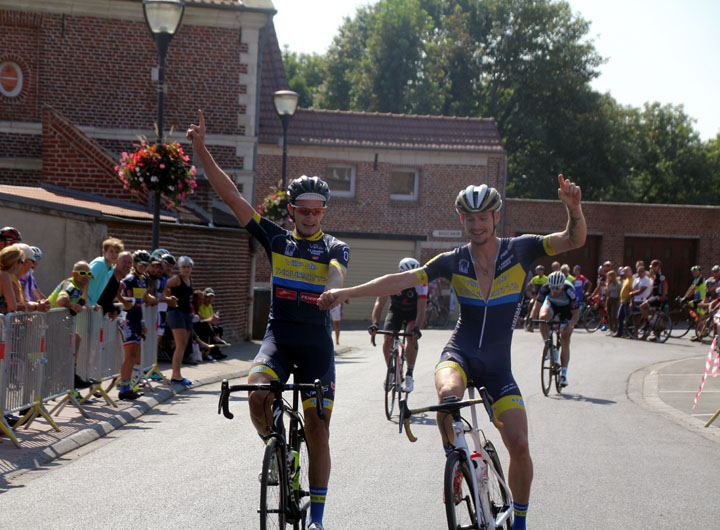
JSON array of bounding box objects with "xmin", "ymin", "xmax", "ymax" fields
[
  {"xmin": 273, "ymin": 90, "xmax": 300, "ymax": 190},
  {"xmin": 143, "ymin": 0, "xmax": 185, "ymax": 250}
]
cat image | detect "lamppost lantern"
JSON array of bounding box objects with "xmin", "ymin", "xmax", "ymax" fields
[
  {"xmin": 273, "ymin": 90, "xmax": 299, "ymax": 189},
  {"xmin": 143, "ymin": 0, "xmax": 185, "ymax": 249}
]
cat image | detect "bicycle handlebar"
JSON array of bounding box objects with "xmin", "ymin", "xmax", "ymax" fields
[
  {"xmin": 218, "ymin": 378, "xmax": 326, "ymax": 421},
  {"xmin": 369, "ymin": 329, "xmax": 415, "ymax": 347},
  {"xmin": 398, "ymin": 387, "xmax": 503, "ymax": 443}
]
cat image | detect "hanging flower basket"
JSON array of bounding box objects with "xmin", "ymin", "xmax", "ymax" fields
[
  {"xmin": 115, "ymin": 141, "xmax": 197, "ymax": 207},
  {"xmin": 257, "ymin": 186, "xmax": 289, "ymax": 224}
]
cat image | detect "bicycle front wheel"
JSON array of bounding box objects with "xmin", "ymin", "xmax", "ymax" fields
[
  {"xmin": 484, "ymin": 441, "xmax": 512, "ymax": 530},
  {"xmin": 260, "ymin": 439, "xmax": 287, "ymax": 530},
  {"xmin": 583, "ymin": 306, "xmax": 602, "ymax": 332},
  {"xmin": 290, "ymin": 429, "xmax": 310, "ymax": 529},
  {"xmin": 444, "ymin": 451, "xmax": 480, "ymax": 530},
  {"xmin": 668, "ymin": 308, "xmax": 693, "ymax": 338},
  {"xmin": 655, "ymin": 313, "xmax": 672, "ymax": 343},
  {"xmin": 385, "ymin": 355, "xmax": 397, "ymax": 420},
  {"xmin": 540, "ymin": 343, "xmax": 552, "ymax": 396}
]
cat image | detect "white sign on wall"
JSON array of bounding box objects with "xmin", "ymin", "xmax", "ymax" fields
[{"xmin": 432, "ymin": 230, "xmax": 463, "ymax": 238}]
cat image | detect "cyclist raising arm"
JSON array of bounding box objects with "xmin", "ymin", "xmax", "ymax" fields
[
  {"xmin": 320, "ymin": 174, "xmax": 586, "ymax": 530},
  {"xmin": 188, "ymin": 110, "xmax": 348, "ymax": 530}
]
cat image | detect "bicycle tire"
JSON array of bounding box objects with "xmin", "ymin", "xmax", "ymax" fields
[
  {"xmin": 484, "ymin": 441, "xmax": 512, "ymax": 530},
  {"xmin": 260, "ymin": 439, "xmax": 287, "ymax": 530},
  {"xmin": 656, "ymin": 313, "xmax": 673, "ymax": 343},
  {"xmin": 385, "ymin": 354, "xmax": 397, "ymax": 421},
  {"xmin": 289, "ymin": 428, "xmax": 310, "ymax": 529},
  {"xmin": 583, "ymin": 305, "xmax": 602, "ymax": 332},
  {"xmin": 668, "ymin": 308, "xmax": 693, "ymax": 338},
  {"xmin": 540, "ymin": 342, "xmax": 552, "ymax": 396},
  {"xmin": 444, "ymin": 450, "xmax": 480, "ymax": 530}
]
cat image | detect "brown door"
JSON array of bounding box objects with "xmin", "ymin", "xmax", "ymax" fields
[
  {"xmin": 623, "ymin": 236, "xmax": 698, "ymax": 301},
  {"xmin": 521, "ymin": 233, "xmax": 601, "ymax": 282}
]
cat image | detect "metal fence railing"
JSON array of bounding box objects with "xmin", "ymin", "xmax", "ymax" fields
[{"xmin": 1, "ymin": 304, "xmax": 166, "ymax": 448}]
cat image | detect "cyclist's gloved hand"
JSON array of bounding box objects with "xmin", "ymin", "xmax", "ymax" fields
[
  {"xmin": 368, "ymin": 324, "xmax": 378, "ymax": 335},
  {"xmin": 411, "ymin": 327, "xmax": 422, "ymax": 339}
]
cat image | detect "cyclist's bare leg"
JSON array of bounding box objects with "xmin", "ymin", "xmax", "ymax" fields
[
  {"xmin": 497, "ymin": 408, "xmax": 533, "ymax": 506},
  {"xmin": 559, "ymin": 327, "xmax": 571, "ymax": 368},
  {"xmin": 538, "ymin": 306, "xmax": 552, "ymax": 342},
  {"xmin": 404, "ymin": 322, "xmax": 418, "ymax": 367},
  {"xmin": 304, "ymin": 406, "xmax": 333, "ymax": 488},
  {"xmin": 382, "ymin": 335, "xmax": 393, "ymax": 366},
  {"xmin": 434, "ymin": 367, "xmax": 465, "ymax": 446},
  {"xmin": 247, "ymin": 371, "xmax": 273, "ymax": 436}
]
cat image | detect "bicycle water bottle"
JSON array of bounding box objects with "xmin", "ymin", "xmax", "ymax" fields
[
  {"xmin": 290, "ymin": 449, "xmax": 300, "ymax": 491},
  {"xmin": 470, "ymin": 452, "xmax": 488, "ymax": 489}
]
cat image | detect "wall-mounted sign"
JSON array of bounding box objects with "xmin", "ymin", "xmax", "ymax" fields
[{"xmin": 432, "ymin": 230, "xmax": 463, "ymax": 238}]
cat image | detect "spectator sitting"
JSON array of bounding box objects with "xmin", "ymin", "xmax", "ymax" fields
[
  {"xmin": 0, "ymin": 245, "xmax": 23, "ymax": 313},
  {"xmin": 48, "ymin": 261, "xmax": 95, "ymax": 388},
  {"xmin": 191, "ymin": 289, "xmax": 227, "ymax": 360},
  {"xmin": 11, "ymin": 244, "xmax": 50, "ymax": 312},
  {"xmin": 0, "ymin": 226, "xmax": 22, "ymax": 249},
  {"xmin": 18, "ymin": 246, "xmax": 47, "ymax": 302},
  {"xmin": 96, "ymin": 251, "xmax": 134, "ymax": 318},
  {"xmin": 199, "ymin": 287, "xmax": 228, "ymax": 346},
  {"xmin": 88, "ymin": 237, "xmax": 124, "ymax": 307}
]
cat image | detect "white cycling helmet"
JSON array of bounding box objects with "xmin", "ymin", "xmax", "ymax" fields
[
  {"xmin": 455, "ymin": 184, "xmax": 502, "ymax": 215},
  {"xmin": 398, "ymin": 257, "xmax": 421, "ymax": 272},
  {"xmin": 547, "ymin": 271, "xmax": 566, "ymax": 289}
]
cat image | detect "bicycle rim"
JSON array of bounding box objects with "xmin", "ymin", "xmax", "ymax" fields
[
  {"xmin": 444, "ymin": 451, "xmax": 480, "ymax": 530},
  {"xmin": 484, "ymin": 441, "xmax": 512, "ymax": 530},
  {"xmin": 540, "ymin": 343, "xmax": 552, "ymax": 396},
  {"xmin": 260, "ymin": 439, "xmax": 286, "ymax": 530},
  {"xmin": 385, "ymin": 356, "xmax": 396, "ymax": 420},
  {"xmin": 290, "ymin": 430, "xmax": 310, "ymax": 528},
  {"xmin": 668, "ymin": 309, "xmax": 692, "ymax": 338},
  {"xmin": 584, "ymin": 307, "xmax": 601, "ymax": 332},
  {"xmin": 657, "ymin": 314, "xmax": 672, "ymax": 343}
]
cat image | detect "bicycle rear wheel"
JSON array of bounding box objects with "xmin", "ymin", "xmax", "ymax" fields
[
  {"xmin": 289, "ymin": 429, "xmax": 310, "ymax": 529},
  {"xmin": 655, "ymin": 313, "xmax": 673, "ymax": 343},
  {"xmin": 484, "ymin": 441, "xmax": 512, "ymax": 530},
  {"xmin": 385, "ymin": 355, "xmax": 397, "ymax": 420},
  {"xmin": 583, "ymin": 305, "xmax": 602, "ymax": 332},
  {"xmin": 260, "ymin": 439, "xmax": 287, "ymax": 530},
  {"xmin": 668, "ymin": 308, "xmax": 693, "ymax": 338},
  {"xmin": 540, "ymin": 343, "xmax": 552, "ymax": 396},
  {"xmin": 444, "ymin": 450, "xmax": 480, "ymax": 530}
]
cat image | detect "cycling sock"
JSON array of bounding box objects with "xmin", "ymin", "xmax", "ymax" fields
[
  {"xmin": 309, "ymin": 486, "xmax": 327, "ymax": 525},
  {"xmin": 512, "ymin": 501, "xmax": 529, "ymax": 530},
  {"xmin": 406, "ymin": 365, "xmax": 414, "ymax": 377},
  {"xmin": 118, "ymin": 379, "xmax": 131, "ymax": 393},
  {"xmin": 561, "ymin": 367, "xmax": 568, "ymax": 378}
]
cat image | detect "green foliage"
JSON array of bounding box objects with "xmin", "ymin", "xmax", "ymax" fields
[{"xmin": 283, "ymin": 0, "xmax": 719, "ymax": 205}]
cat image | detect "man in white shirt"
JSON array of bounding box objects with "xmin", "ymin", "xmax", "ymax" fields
[{"xmin": 630, "ymin": 265, "xmax": 652, "ymax": 332}]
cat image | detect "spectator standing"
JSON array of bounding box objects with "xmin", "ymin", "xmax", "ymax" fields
[
  {"xmin": 630, "ymin": 265, "xmax": 652, "ymax": 332},
  {"xmin": 18, "ymin": 246, "xmax": 46, "ymax": 302},
  {"xmin": 12, "ymin": 244, "xmax": 50, "ymax": 312},
  {"xmin": 572, "ymin": 265, "xmax": 591, "ymax": 305},
  {"xmin": 604, "ymin": 270, "xmax": 621, "ymax": 334},
  {"xmin": 0, "ymin": 226, "xmax": 22, "ymax": 249},
  {"xmin": 329, "ymin": 301, "xmax": 343, "ymax": 345},
  {"xmin": 97, "ymin": 251, "xmax": 133, "ymax": 317},
  {"xmin": 164, "ymin": 255, "xmax": 195, "ymax": 386},
  {"xmin": 0, "ymin": 245, "xmax": 23, "ymax": 313},
  {"xmin": 48, "ymin": 261, "xmax": 95, "ymax": 388},
  {"xmin": 615, "ymin": 266, "xmax": 634, "ymax": 338},
  {"xmin": 87, "ymin": 237, "xmax": 124, "ymax": 306}
]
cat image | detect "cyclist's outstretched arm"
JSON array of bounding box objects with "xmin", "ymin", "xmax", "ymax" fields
[
  {"xmin": 319, "ymin": 270, "xmax": 419, "ymax": 310},
  {"xmin": 547, "ymin": 174, "xmax": 586, "ymax": 254},
  {"xmin": 186, "ymin": 109, "xmax": 255, "ymax": 227}
]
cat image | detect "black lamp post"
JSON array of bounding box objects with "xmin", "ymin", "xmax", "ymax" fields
[
  {"xmin": 273, "ymin": 90, "xmax": 300, "ymax": 189},
  {"xmin": 143, "ymin": 0, "xmax": 185, "ymax": 250}
]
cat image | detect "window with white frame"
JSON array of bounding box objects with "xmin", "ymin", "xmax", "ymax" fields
[
  {"xmin": 0, "ymin": 62, "xmax": 23, "ymax": 98},
  {"xmin": 390, "ymin": 169, "xmax": 418, "ymax": 200},
  {"xmin": 326, "ymin": 166, "xmax": 355, "ymax": 198}
]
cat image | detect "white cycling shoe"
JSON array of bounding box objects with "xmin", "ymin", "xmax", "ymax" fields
[
  {"xmin": 401, "ymin": 375, "xmax": 414, "ymax": 393},
  {"xmin": 308, "ymin": 523, "xmax": 325, "ymax": 530},
  {"xmin": 559, "ymin": 375, "xmax": 569, "ymax": 388}
]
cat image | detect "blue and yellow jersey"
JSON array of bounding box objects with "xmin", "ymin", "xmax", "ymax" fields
[
  {"xmin": 415, "ymin": 235, "xmax": 554, "ymax": 371},
  {"xmin": 246, "ymin": 212, "xmax": 350, "ymax": 326},
  {"xmin": 121, "ymin": 271, "xmax": 147, "ymax": 322}
]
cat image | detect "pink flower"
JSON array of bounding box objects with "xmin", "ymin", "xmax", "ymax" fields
[{"xmin": 159, "ymin": 164, "xmax": 165, "ymax": 169}]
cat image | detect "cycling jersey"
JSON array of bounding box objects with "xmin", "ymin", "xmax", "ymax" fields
[
  {"xmin": 49, "ymin": 277, "xmax": 85, "ymax": 314},
  {"xmin": 416, "ymin": 235, "xmax": 556, "ymax": 413},
  {"xmin": 389, "ymin": 284, "xmax": 428, "ymax": 314},
  {"xmin": 690, "ymin": 275, "xmax": 706, "ymax": 303},
  {"xmin": 246, "ymin": 212, "xmax": 349, "ymax": 327},
  {"xmin": 120, "ymin": 271, "xmax": 147, "ymax": 323},
  {"xmin": 529, "ymin": 274, "xmax": 547, "ymax": 295},
  {"xmin": 573, "ymin": 274, "xmax": 589, "ymax": 302},
  {"xmin": 536, "ymin": 282, "xmax": 577, "ymax": 308},
  {"xmin": 651, "ymin": 272, "xmax": 666, "ymax": 298}
]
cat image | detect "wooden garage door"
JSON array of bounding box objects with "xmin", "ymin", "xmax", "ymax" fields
[{"xmin": 341, "ymin": 238, "xmax": 416, "ymax": 321}]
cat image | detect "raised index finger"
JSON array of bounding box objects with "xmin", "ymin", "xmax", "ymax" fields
[
  {"xmin": 197, "ymin": 109, "xmax": 205, "ymax": 128},
  {"xmin": 557, "ymin": 173, "xmax": 565, "ymax": 188}
]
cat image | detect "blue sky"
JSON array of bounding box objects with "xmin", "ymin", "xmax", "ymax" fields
[{"xmin": 270, "ymin": 0, "xmax": 719, "ymax": 141}]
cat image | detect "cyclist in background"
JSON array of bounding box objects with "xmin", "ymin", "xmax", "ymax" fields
[
  {"xmin": 683, "ymin": 266, "xmax": 706, "ymax": 312},
  {"xmin": 369, "ymin": 257, "xmax": 428, "ymax": 393},
  {"xmin": 640, "ymin": 259, "xmax": 668, "ymax": 322},
  {"xmin": 531, "ymin": 270, "xmax": 579, "ymax": 387},
  {"xmin": 524, "ymin": 265, "xmax": 547, "ymax": 332},
  {"xmin": 320, "ymin": 176, "xmax": 587, "ymax": 530},
  {"xmin": 572, "ymin": 264, "xmax": 591, "ymax": 307}
]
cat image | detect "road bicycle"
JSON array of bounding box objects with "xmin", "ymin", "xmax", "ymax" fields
[
  {"xmin": 398, "ymin": 387, "xmax": 513, "ymax": 530},
  {"xmin": 632, "ymin": 303, "xmax": 673, "ymax": 342},
  {"xmin": 668, "ymin": 296, "xmax": 701, "ymax": 338},
  {"xmin": 372, "ymin": 329, "xmax": 414, "ymax": 420},
  {"xmin": 218, "ymin": 373, "xmax": 325, "ymax": 530},
  {"xmin": 581, "ymin": 295, "xmax": 606, "ymax": 332},
  {"xmin": 534, "ymin": 319, "xmax": 564, "ymax": 396},
  {"xmin": 426, "ymin": 296, "xmax": 450, "ymax": 328}
]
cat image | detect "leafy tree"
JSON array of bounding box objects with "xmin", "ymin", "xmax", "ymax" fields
[{"xmin": 282, "ymin": 47, "xmax": 327, "ymax": 108}]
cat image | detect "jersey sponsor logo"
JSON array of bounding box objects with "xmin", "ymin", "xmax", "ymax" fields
[
  {"xmin": 272, "ymin": 252, "xmax": 329, "ymax": 293},
  {"xmin": 487, "ymin": 263, "xmax": 525, "ymax": 306},
  {"xmin": 276, "ymin": 287, "xmax": 297, "ymax": 300},
  {"xmin": 459, "ymin": 259, "xmax": 470, "ymax": 274},
  {"xmin": 300, "ymin": 292, "xmax": 320, "ymax": 304},
  {"xmin": 308, "ymin": 244, "xmax": 325, "ymax": 261}
]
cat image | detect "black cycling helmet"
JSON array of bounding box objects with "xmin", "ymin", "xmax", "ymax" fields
[
  {"xmin": 132, "ymin": 249, "xmax": 152, "ymax": 265},
  {"xmin": 161, "ymin": 253, "xmax": 176, "ymax": 265},
  {"xmin": 455, "ymin": 184, "xmax": 502, "ymax": 215},
  {"xmin": 0, "ymin": 226, "xmax": 21, "ymax": 242},
  {"xmin": 287, "ymin": 176, "xmax": 330, "ymax": 205},
  {"xmin": 691, "ymin": 265, "xmax": 701, "ymax": 272}
]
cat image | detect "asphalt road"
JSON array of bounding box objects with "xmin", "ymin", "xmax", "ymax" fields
[{"xmin": 2, "ymin": 329, "xmax": 719, "ymax": 529}]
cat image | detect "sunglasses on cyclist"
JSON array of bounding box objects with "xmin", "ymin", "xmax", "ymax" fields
[
  {"xmin": 292, "ymin": 206, "xmax": 327, "ymax": 216},
  {"xmin": 136, "ymin": 261, "xmax": 150, "ymax": 267},
  {"xmin": 75, "ymin": 270, "xmax": 93, "ymax": 277}
]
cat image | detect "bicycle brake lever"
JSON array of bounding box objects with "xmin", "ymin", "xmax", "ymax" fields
[
  {"xmin": 219, "ymin": 379, "xmax": 234, "ymax": 420},
  {"xmin": 313, "ymin": 379, "xmax": 326, "ymax": 420}
]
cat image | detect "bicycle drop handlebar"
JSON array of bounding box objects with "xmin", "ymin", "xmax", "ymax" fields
[
  {"xmin": 218, "ymin": 378, "xmax": 326, "ymax": 420},
  {"xmin": 398, "ymin": 386, "xmax": 503, "ymax": 442},
  {"xmin": 369, "ymin": 329, "xmax": 416, "ymax": 347}
]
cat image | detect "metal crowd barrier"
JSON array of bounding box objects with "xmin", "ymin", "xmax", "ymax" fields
[{"xmin": 1, "ymin": 304, "xmax": 166, "ymax": 448}]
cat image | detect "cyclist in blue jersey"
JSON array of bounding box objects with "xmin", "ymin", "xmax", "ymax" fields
[
  {"xmin": 530, "ymin": 270, "xmax": 579, "ymax": 387},
  {"xmin": 320, "ymin": 175, "xmax": 586, "ymax": 530},
  {"xmin": 188, "ymin": 111, "xmax": 348, "ymax": 530}
]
